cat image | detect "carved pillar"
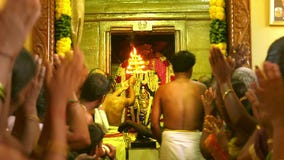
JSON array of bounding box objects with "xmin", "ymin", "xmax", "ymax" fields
[
  {"xmin": 32, "ymin": 0, "xmax": 55, "ymax": 63},
  {"xmin": 227, "ymin": 0, "xmax": 251, "ymax": 68}
]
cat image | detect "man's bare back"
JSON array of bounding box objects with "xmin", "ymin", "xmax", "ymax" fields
[
  {"xmin": 156, "ymin": 78, "xmax": 206, "ymax": 131},
  {"xmin": 151, "ymin": 50, "xmax": 206, "ymax": 145}
]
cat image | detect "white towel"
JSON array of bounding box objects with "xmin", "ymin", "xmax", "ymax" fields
[
  {"xmin": 94, "ymin": 108, "xmax": 109, "ymax": 132},
  {"xmin": 160, "ymin": 130, "xmax": 205, "ymax": 160}
]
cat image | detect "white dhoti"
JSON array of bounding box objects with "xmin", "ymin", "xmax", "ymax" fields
[{"xmin": 159, "ymin": 130, "xmax": 205, "ymax": 160}]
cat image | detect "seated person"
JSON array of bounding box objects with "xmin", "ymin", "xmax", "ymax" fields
[{"xmin": 68, "ymin": 123, "xmax": 116, "ymax": 160}]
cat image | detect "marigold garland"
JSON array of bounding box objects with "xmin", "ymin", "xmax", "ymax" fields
[
  {"xmin": 55, "ymin": 0, "xmax": 72, "ymax": 57},
  {"xmin": 209, "ymin": 0, "xmax": 227, "ymax": 55}
]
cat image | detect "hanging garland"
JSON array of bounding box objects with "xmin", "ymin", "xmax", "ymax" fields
[
  {"xmin": 55, "ymin": 0, "xmax": 72, "ymax": 57},
  {"xmin": 209, "ymin": 0, "xmax": 227, "ymax": 55}
]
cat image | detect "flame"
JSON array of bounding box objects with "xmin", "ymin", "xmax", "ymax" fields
[{"xmin": 126, "ymin": 47, "xmax": 146, "ymax": 74}]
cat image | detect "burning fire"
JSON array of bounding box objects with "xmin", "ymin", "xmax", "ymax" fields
[{"xmin": 126, "ymin": 47, "xmax": 146, "ymax": 74}]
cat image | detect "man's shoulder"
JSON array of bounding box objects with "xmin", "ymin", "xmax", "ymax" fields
[{"xmin": 192, "ymin": 80, "xmax": 207, "ymax": 89}]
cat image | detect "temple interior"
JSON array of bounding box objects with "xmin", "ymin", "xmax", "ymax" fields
[{"xmin": 3, "ymin": 0, "xmax": 284, "ymax": 159}]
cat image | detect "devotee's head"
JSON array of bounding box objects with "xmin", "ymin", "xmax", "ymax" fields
[
  {"xmin": 170, "ymin": 50, "xmax": 196, "ymax": 73},
  {"xmin": 11, "ymin": 48, "xmax": 36, "ymax": 99},
  {"xmin": 80, "ymin": 72, "xmax": 111, "ymax": 103},
  {"xmin": 10, "ymin": 48, "xmax": 36, "ymax": 113},
  {"xmin": 232, "ymin": 67, "xmax": 258, "ymax": 89},
  {"xmin": 265, "ymin": 36, "xmax": 284, "ymax": 78}
]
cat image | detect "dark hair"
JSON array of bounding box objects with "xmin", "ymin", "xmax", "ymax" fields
[
  {"xmin": 170, "ymin": 50, "xmax": 196, "ymax": 73},
  {"xmin": 266, "ymin": 36, "xmax": 284, "ymax": 78},
  {"xmin": 11, "ymin": 48, "xmax": 36, "ymax": 99},
  {"xmin": 232, "ymin": 79, "xmax": 252, "ymax": 116},
  {"xmin": 80, "ymin": 72, "xmax": 111, "ymax": 102}
]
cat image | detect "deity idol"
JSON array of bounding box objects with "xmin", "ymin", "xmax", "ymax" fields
[{"xmin": 115, "ymin": 41, "xmax": 175, "ymax": 125}]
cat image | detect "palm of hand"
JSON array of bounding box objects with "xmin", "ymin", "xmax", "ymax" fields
[
  {"xmin": 201, "ymin": 87, "xmax": 216, "ymax": 114},
  {"xmin": 0, "ymin": 0, "xmax": 41, "ymax": 58},
  {"xmin": 254, "ymin": 62, "xmax": 284, "ymax": 124},
  {"xmin": 209, "ymin": 47, "xmax": 234, "ymax": 83}
]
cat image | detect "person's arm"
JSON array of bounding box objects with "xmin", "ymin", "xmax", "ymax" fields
[
  {"xmin": 250, "ymin": 62, "xmax": 284, "ymax": 160},
  {"xmin": 124, "ymin": 76, "xmax": 136, "ymax": 106},
  {"xmin": 200, "ymin": 87, "xmax": 216, "ymax": 159},
  {"xmin": 12, "ymin": 56, "xmax": 45, "ymax": 154},
  {"xmin": 202, "ymin": 115, "xmax": 229, "ymax": 160},
  {"xmin": 151, "ymin": 87, "xmax": 162, "ymax": 144},
  {"xmin": 0, "ymin": 0, "xmax": 41, "ymax": 133},
  {"xmin": 112, "ymin": 76, "xmax": 136, "ymax": 106},
  {"xmin": 237, "ymin": 130, "xmax": 258, "ymax": 160},
  {"xmin": 66, "ymin": 96, "xmax": 91, "ymax": 150},
  {"xmin": 218, "ymin": 82, "xmax": 257, "ymax": 134},
  {"xmin": 271, "ymin": 124, "xmax": 284, "ymax": 160},
  {"xmin": 209, "ymin": 47, "xmax": 257, "ymax": 135},
  {"xmin": 34, "ymin": 48, "xmax": 85, "ymax": 160}
]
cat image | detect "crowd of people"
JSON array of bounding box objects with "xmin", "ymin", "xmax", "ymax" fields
[
  {"xmin": 0, "ymin": 0, "xmax": 115, "ymax": 159},
  {"xmin": 150, "ymin": 36, "xmax": 284, "ymax": 160},
  {"xmin": 1, "ymin": 0, "xmax": 284, "ymax": 160}
]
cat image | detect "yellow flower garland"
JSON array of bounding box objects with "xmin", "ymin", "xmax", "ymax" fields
[
  {"xmin": 55, "ymin": 0, "xmax": 72, "ymax": 20},
  {"xmin": 209, "ymin": 0, "xmax": 227, "ymax": 55},
  {"xmin": 56, "ymin": 37, "xmax": 72, "ymax": 57},
  {"xmin": 55, "ymin": 0, "xmax": 72, "ymax": 57}
]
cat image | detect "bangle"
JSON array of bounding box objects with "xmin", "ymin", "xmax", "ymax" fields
[
  {"xmin": 25, "ymin": 114, "xmax": 40, "ymax": 122},
  {"xmin": 0, "ymin": 82, "xmax": 6, "ymax": 102},
  {"xmin": 222, "ymin": 89, "xmax": 232, "ymax": 100},
  {"xmin": 67, "ymin": 99, "xmax": 79, "ymax": 106}
]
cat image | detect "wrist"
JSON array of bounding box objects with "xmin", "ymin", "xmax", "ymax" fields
[
  {"xmin": 0, "ymin": 55, "xmax": 14, "ymax": 85},
  {"xmin": 219, "ymin": 83, "xmax": 233, "ymax": 97},
  {"xmin": 22, "ymin": 102, "xmax": 37, "ymax": 113},
  {"xmin": 204, "ymin": 111, "xmax": 213, "ymax": 116},
  {"xmin": 217, "ymin": 80, "xmax": 232, "ymax": 87},
  {"xmin": 67, "ymin": 99, "xmax": 79, "ymax": 106}
]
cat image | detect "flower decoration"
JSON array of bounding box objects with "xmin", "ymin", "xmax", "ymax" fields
[
  {"xmin": 55, "ymin": 0, "xmax": 72, "ymax": 57},
  {"xmin": 209, "ymin": 0, "xmax": 227, "ymax": 55}
]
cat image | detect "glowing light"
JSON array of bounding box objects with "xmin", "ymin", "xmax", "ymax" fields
[{"xmin": 126, "ymin": 47, "xmax": 146, "ymax": 74}]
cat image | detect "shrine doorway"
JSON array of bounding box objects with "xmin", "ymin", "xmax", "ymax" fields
[{"xmin": 111, "ymin": 32, "xmax": 175, "ymax": 76}]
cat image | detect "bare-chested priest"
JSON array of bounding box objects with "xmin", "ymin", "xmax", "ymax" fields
[{"xmin": 151, "ymin": 50, "xmax": 206, "ymax": 160}]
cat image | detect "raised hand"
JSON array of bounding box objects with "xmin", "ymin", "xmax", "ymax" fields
[
  {"xmin": 128, "ymin": 76, "xmax": 137, "ymax": 87},
  {"xmin": 201, "ymin": 87, "xmax": 216, "ymax": 115},
  {"xmin": 251, "ymin": 62, "xmax": 284, "ymax": 125},
  {"xmin": 203, "ymin": 115, "xmax": 229, "ymax": 160},
  {"xmin": 22, "ymin": 55, "xmax": 46, "ymax": 112},
  {"xmin": 203, "ymin": 115, "xmax": 223, "ymax": 134},
  {"xmin": 0, "ymin": 0, "xmax": 41, "ymax": 59},
  {"xmin": 11, "ymin": 55, "xmax": 45, "ymax": 154},
  {"xmin": 209, "ymin": 47, "xmax": 235, "ymax": 83},
  {"xmin": 46, "ymin": 47, "xmax": 85, "ymax": 102}
]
